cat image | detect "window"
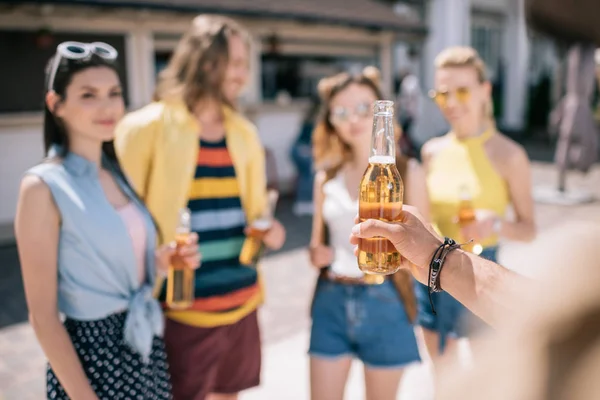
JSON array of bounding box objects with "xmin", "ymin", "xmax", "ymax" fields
[
  {"xmin": 260, "ymin": 37, "xmax": 378, "ymax": 100},
  {"xmin": 471, "ymin": 25, "xmax": 503, "ymax": 80},
  {"xmin": 0, "ymin": 30, "xmax": 128, "ymax": 113},
  {"xmin": 261, "ymin": 54, "xmax": 378, "ymax": 100}
]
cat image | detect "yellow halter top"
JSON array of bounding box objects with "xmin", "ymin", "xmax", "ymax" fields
[{"xmin": 426, "ymin": 129, "xmax": 509, "ymax": 248}]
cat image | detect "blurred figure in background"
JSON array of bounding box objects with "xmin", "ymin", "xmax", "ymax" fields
[
  {"xmin": 114, "ymin": 15, "xmax": 285, "ymax": 400},
  {"xmin": 290, "ymin": 96, "xmax": 320, "ymax": 216},
  {"xmin": 308, "ymin": 67, "xmax": 430, "ymax": 400},
  {"xmin": 396, "ymin": 68, "xmax": 421, "ymax": 158},
  {"xmin": 415, "ymin": 46, "xmax": 536, "ymax": 371}
]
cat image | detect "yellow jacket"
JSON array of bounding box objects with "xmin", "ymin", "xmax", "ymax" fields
[
  {"xmin": 114, "ymin": 99, "xmax": 268, "ymax": 327},
  {"xmin": 114, "ymin": 99, "xmax": 267, "ymax": 245}
]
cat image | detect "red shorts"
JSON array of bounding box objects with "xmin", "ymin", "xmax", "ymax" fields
[{"xmin": 164, "ymin": 311, "xmax": 261, "ymax": 400}]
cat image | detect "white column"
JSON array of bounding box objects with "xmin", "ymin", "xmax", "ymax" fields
[
  {"xmin": 241, "ymin": 35, "xmax": 262, "ymax": 105},
  {"xmin": 380, "ymin": 32, "xmax": 394, "ymax": 97},
  {"xmin": 125, "ymin": 30, "xmax": 155, "ymax": 110},
  {"xmin": 502, "ymin": 0, "xmax": 529, "ymax": 131},
  {"xmin": 413, "ymin": 0, "xmax": 470, "ymax": 146},
  {"xmin": 422, "ymin": 0, "xmax": 471, "ymax": 90}
]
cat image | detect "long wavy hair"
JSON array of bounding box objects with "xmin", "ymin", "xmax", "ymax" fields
[
  {"xmin": 154, "ymin": 14, "xmax": 250, "ymax": 109},
  {"xmin": 312, "ymin": 66, "xmax": 402, "ymax": 172}
]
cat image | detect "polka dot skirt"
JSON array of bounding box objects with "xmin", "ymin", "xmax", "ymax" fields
[{"xmin": 47, "ymin": 311, "xmax": 172, "ymax": 399}]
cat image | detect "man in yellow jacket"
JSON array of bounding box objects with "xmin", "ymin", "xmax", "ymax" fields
[{"xmin": 114, "ymin": 15, "xmax": 285, "ymax": 400}]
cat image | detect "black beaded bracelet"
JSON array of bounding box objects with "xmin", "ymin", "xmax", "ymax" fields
[{"xmin": 427, "ymin": 237, "xmax": 468, "ymax": 315}]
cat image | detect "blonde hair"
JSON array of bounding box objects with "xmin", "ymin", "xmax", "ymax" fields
[
  {"xmin": 435, "ymin": 46, "xmax": 495, "ymax": 125},
  {"xmin": 154, "ymin": 14, "xmax": 250, "ymax": 109},
  {"xmin": 312, "ymin": 66, "xmax": 401, "ymax": 172}
]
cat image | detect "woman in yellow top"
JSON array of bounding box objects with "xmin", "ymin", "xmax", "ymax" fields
[
  {"xmin": 114, "ymin": 15, "xmax": 285, "ymax": 400},
  {"xmin": 415, "ymin": 46, "xmax": 536, "ymax": 367}
]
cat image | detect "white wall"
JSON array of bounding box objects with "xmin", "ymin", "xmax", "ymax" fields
[
  {"xmin": 252, "ymin": 108, "xmax": 304, "ymax": 194},
  {"xmin": 0, "ymin": 125, "xmax": 44, "ymax": 225}
]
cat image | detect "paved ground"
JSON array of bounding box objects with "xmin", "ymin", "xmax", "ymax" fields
[{"xmin": 1, "ymin": 161, "xmax": 600, "ymax": 399}]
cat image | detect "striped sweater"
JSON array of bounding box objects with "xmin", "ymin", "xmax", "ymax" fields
[{"xmin": 162, "ymin": 138, "xmax": 262, "ymax": 327}]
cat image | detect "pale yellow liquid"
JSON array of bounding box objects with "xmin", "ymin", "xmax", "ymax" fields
[
  {"xmin": 358, "ymin": 157, "xmax": 404, "ymax": 275},
  {"xmin": 166, "ymin": 233, "xmax": 195, "ymax": 309}
]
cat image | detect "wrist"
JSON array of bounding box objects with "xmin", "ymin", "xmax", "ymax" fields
[{"xmin": 438, "ymin": 248, "xmax": 469, "ymax": 296}]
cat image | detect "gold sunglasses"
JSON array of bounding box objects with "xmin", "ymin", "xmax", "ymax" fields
[
  {"xmin": 330, "ymin": 102, "xmax": 371, "ymax": 123},
  {"xmin": 429, "ymin": 87, "xmax": 471, "ymax": 108}
]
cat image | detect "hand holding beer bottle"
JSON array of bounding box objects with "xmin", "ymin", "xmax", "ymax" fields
[
  {"xmin": 166, "ymin": 208, "xmax": 197, "ymax": 309},
  {"xmin": 357, "ymin": 100, "xmax": 404, "ymax": 275},
  {"xmin": 239, "ymin": 190, "xmax": 280, "ymax": 266}
]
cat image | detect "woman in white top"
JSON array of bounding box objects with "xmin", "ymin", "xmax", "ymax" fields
[{"xmin": 308, "ymin": 67, "xmax": 430, "ymax": 400}]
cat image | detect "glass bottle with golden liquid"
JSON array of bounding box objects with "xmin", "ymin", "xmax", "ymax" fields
[
  {"xmin": 457, "ymin": 185, "xmax": 483, "ymax": 255},
  {"xmin": 239, "ymin": 190, "xmax": 279, "ymax": 266},
  {"xmin": 357, "ymin": 100, "xmax": 404, "ymax": 275},
  {"xmin": 166, "ymin": 208, "xmax": 195, "ymax": 309}
]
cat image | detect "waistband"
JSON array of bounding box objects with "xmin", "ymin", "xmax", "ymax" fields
[{"xmin": 324, "ymin": 270, "xmax": 385, "ymax": 286}]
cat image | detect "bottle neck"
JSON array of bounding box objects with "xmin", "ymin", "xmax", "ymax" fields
[{"xmin": 369, "ymin": 112, "xmax": 396, "ymax": 163}]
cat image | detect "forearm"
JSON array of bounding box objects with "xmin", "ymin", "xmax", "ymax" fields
[
  {"xmin": 500, "ymin": 219, "xmax": 536, "ymax": 242},
  {"xmin": 439, "ymin": 250, "xmax": 533, "ymax": 328},
  {"xmin": 32, "ymin": 316, "xmax": 98, "ymax": 400}
]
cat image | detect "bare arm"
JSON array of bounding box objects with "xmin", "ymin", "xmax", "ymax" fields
[
  {"xmin": 308, "ymin": 171, "xmax": 333, "ymax": 268},
  {"xmin": 439, "ymin": 249, "xmax": 532, "ymax": 327},
  {"xmin": 500, "ymin": 146, "xmax": 536, "ymax": 242},
  {"xmin": 350, "ymin": 206, "xmax": 533, "ymax": 328},
  {"xmin": 15, "ymin": 175, "xmax": 98, "ymax": 400},
  {"xmin": 310, "ymin": 171, "xmax": 326, "ymax": 249}
]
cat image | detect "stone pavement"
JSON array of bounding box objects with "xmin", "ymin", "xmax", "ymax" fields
[{"xmin": 1, "ymin": 162, "xmax": 600, "ymax": 399}]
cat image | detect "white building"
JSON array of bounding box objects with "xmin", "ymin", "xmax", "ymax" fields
[{"xmin": 0, "ymin": 0, "xmax": 426, "ymax": 239}]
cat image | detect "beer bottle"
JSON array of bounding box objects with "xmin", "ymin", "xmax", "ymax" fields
[
  {"xmin": 239, "ymin": 190, "xmax": 279, "ymax": 266},
  {"xmin": 357, "ymin": 100, "xmax": 404, "ymax": 275},
  {"xmin": 166, "ymin": 208, "xmax": 195, "ymax": 309}
]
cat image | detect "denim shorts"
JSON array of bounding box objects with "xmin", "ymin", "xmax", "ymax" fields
[
  {"xmin": 309, "ymin": 278, "xmax": 421, "ymax": 368},
  {"xmin": 415, "ymin": 247, "xmax": 498, "ymax": 347}
]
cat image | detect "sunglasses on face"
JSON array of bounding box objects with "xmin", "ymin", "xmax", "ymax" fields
[
  {"xmin": 48, "ymin": 41, "xmax": 119, "ymax": 91},
  {"xmin": 428, "ymin": 87, "xmax": 472, "ymax": 109},
  {"xmin": 330, "ymin": 102, "xmax": 371, "ymax": 123}
]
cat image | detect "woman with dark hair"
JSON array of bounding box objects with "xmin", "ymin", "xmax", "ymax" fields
[{"xmin": 14, "ymin": 41, "xmax": 200, "ymax": 400}]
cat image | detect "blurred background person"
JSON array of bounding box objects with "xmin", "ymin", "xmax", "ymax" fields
[
  {"xmin": 308, "ymin": 66, "xmax": 430, "ymax": 400},
  {"xmin": 115, "ymin": 15, "xmax": 285, "ymax": 400},
  {"xmin": 290, "ymin": 95, "xmax": 320, "ymax": 216},
  {"xmin": 415, "ymin": 46, "xmax": 536, "ymax": 372},
  {"xmin": 396, "ymin": 67, "xmax": 421, "ymax": 158}
]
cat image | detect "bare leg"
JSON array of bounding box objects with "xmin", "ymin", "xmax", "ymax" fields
[
  {"xmin": 310, "ymin": 356, "xmax": 353, "ymax": 400},
  {"xmin": 364, "ymin": 366, "xmax": 404, "ymax": 400}
]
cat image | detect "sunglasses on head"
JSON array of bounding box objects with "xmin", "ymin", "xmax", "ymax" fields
[
  {"xmin": 330, "ymin": 102, "xmax": 371, "ymax": 123},
  {"xmin": 428, "ymin": 87, "xmax": 472, "ymax": 109},
  {"xmin": 47, "ymin": 41, "xmax": 119, "ymax": 91}
]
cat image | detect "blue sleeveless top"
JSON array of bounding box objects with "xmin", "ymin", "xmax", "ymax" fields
[{"xmin": 26, "ymin": 148, "xmax": 163, "ymax": 362}]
